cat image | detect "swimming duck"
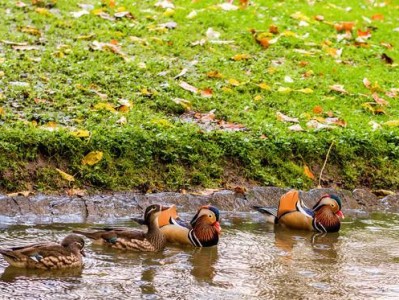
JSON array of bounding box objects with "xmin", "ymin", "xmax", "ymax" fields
[
  {"xmin": 73, "ymin": 204, "xmax": 168, "ymax": 252},
  {"xmin": 135, "ymin": 205, "xmax": 221, "ymax": 247},
  {"xmin": 253, "ymin": 190, "xmax": 344, "ymax": 233},
  {"xmin": 0, "ymin": 234, "xmax": 85, "ymax": 270}
]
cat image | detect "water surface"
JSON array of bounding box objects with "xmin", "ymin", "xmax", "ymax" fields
[{"xmin": 0, "ymin": 212, "xmax": 398, "ymax": 299}]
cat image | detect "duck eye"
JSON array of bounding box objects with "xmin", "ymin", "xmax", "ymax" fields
[{"xmin": 209, "ymin": 215, "xmax": 212, "ymax": 218}]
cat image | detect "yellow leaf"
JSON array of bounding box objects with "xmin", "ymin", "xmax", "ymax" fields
[
  {"xmin": 258, "ymin": 83, "xmax": 271, "ymax": 90},
  {"xmin": 93, "ymin": 102, "xmax": 116, "ymax": 112},
  {"xmin": 0, "ymin": 107, "xmax": 5, "ymax": 116},
  {"xmin": 56, "ymin": 168, "xmax": 75, "ymax": 182},
  {"xmin": 172, "ymin": 98, "xmax": 192, "ymax": 110},
  {"xmin": 384, "ymin": 120, "xmax": 399, "ymax": 127},
  {"xmin": 35, "ymin": 8, "xmax": 51, "ymax": 15},
  {"xmin": 254, "ymin": 95, "xmax": 263, "ymax": 101},
  {"xmin": 296, "ymin": 88, "xmax": 313, "ymax": 94},
  {"xmin": 278, "ymin": 87, "xmax": 292, "ymax": 94},
  {"xmin": 82, "ymin": 151, "xmax": 103, "ymax": 166},
  {"xmin": 231, "ymin": 54, "xmax": 251, "ymax": 61},
  {"xmin": 304, "ymin": 165, "xmax": 315, "ymax": 179},
  {"xmin": 228, "ymin": 78, "xmax": 240, "ymax": 86},
  {"xmin": 207, "ymin": 70, "xmax": 224, "ymax": 78},
  {"xmin": 71, "ymin": 130, "xmax": 90, "ymax": 138},
  {"xmin": 281, "ymin": 30, "xmax": 297, "ymax": 37}
]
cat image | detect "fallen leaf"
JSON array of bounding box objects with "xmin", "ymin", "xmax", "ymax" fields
[
  {"xmin": 330, "ymin": 84, "xmax": 347, "ymax": 94},
  {"xmin": 381, "ymin": 53, "xmax": 393, "ymax": 64},
  {"xmin": 19, "ymin": 26, "xmax": 42, "ymax": 36},
  {"xmin": 363, "ymin": 78, "xmax": 371, "ymax": 89},
  {"xmin": 277, "ymin": 87, "xmax": 293, "ymax": 94},
  {"xmin": 82, "ymin": 151, "xmax": 103, "ymax": 166},
  {"xmin": 218, "ymin": 2, "xmax": 239, "ymax": 10},
  {"xmin": 371, "ymin": 14, "xmax": 384, "ymax": 21},
  {"xmin": 288, "ymin": 124, "xmax": 304, "ymax": 131},
  {"xmin": 306, "ymin": 120, "xmax": 336, "ymax": 130},
  {"xmin": 56, "ymin": 168, "xmax": 75, "ymax": 182},
  {"xmin": 228, "ymin": 78, "xmax": 240, "ymax": 86},
  {"xmin": 71, "ymin": 130, "xmax": 90, "ymax": 138},
  {"xmin": 174, "ymin": 68, "xmax": 188, "ymax": 79},
  {"xmin": 207, "ymin": 70, "xmax": 224, "ymax": 78},
  {"xmin": 384, "ymin": 120, "xmax": 399, "ymax": 127},
  {"xmin": 313, "ymin": 105, "xmax": 323, "ymax": 114},
  {"xmin": 200, "ymin": 88, "xmax": 213, "ymax": 98},
  {"xmin": 269, "ymin": 25, "xmax": 279, "ymax": 34},
  {"xmin": 173, "ymin": 98, "xmax": 192, "ymax": 110},
  {"xmin": 12, "ymin": 45, "xmax": 41, "ymax": 51},
  {"xmin": 66, "ymin": 188, "xmax": 87, "ymax": 197},
  {"xmin": 231, "ymin": 54, "xmax": 251, "ymax": 61},
  {"xmin": 71, "ymin": 10, "xmax": 89, "ymax": 18},
  {"xmin": 334, "ymin": 22, "xmax": 355, "ymax": 32},
  {"xmin": 206, "ymin": 27, "xmax": 221, "ymax": 40},
  {"xmin": 372, "ymin": 93, "xmax": 389, "ymax": 106},
  {"xmin": 179, "ymin": 81, "xmax": 198, "ymax": 93},
  {"xmin": 304, "ymin": 165, "xmax": 315, "ymax": 179},
  {"xmin": 296, "ymin": 88, "xmax": 313, "ymax": 94},
  {"xmin": 7, "ymin": 191, "xmax": 33, "ymax": 197},
  {"xmin": 154, "ymin": 0, "xmax": 175, "ymax": 9},
  {"xmin": 257, "ymin": 83, "xmax": 271, "ymax": 90},
  {"xmin": 93, "ymin": 102, "xmax": 116, "ymax": 112},
  {"xmin": 277, "ymin": 112, "xmax": 299, "ymax": 123},
  {"xmin": 325, "ymin": 117, "xmax": 347, "ymax": 127}
]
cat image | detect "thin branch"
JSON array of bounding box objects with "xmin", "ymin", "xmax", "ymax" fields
[{"xmin": 318, "ymin": 141, "xmax": 335, "ymax": 188}]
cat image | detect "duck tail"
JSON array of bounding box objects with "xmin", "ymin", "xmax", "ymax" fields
[
  {"xmin": 0, "ymin": 249, "xmax": 17, "ymax": 260},
  {"xmin": 252, "ymin": 206, "xmax": 278, "ymax": 224}
]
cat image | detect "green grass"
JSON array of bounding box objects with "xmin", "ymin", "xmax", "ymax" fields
[{"xmin": 1, "ymin": 0, "xmax": 399, "ymax": 193}]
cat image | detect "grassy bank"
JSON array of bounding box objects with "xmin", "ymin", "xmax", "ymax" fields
[{"xmin": 1, "ymin": 0, "xmax": 399, "ymax": 193}]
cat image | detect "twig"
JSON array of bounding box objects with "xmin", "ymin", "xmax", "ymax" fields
[{"xmin": 318, "ymin": 141, "xmax": 335, "ymax": 188}]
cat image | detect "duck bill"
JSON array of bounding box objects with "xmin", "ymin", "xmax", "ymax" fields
[
  {"xmin": 213, "ymin": 221, "xmax": 222, "ymax": 234},
  {"xmin": 336, "ymin": 210, "xmax": 345, "ymax": 219}
]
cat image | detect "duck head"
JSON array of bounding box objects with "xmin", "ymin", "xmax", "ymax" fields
[
  {"xmin": 190, "ymin": 205, "xmax": 221, "ymax": 234},
  {"xmin": 61, "ymin": 234, "xmax": 86, "ymax": 257},
  {"xmin": 143, "ymin": 204, "xmax": 170, "ymax": 227},
  {"xmin": 312, "ymin": 194, "xmax": 344, "ymax": 232}
]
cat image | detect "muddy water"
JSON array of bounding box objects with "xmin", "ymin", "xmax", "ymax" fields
[{"xmin": 0, "ymin": 212, "xmax": 398, "ymax": 299}]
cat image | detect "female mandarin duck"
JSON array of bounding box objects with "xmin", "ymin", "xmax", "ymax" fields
[
  {"xmin": 135, "ymin": 205, "xmax": 221, "ymax": 247},
  {"xmin": 73, "ymin": 204, "xmax": 168, "ymax": 252},
  {"xmin": 0, "ymin": 234, "xmax": 85, "ymax": 269},
  {"xmin": 253, "ymin": 190, "xmax": 344, "ymax": 232}
]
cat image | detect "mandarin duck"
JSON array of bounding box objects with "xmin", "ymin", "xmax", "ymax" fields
[
  {"xmin": 73, "ymin": 204, "xmax": 168, "ymax": 252},
  {"xmin": 253, "ymin": 190, "xmax": 344, "ymax": 233},
  {"xmin": 0, "ymin": 234, "xmax": 85, "ymax": 270},
  {"xmin": 134, "ymin": 205, "xmax": 221, "ymax": 247}
]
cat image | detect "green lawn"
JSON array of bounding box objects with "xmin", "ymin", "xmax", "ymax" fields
[{"xmin": 1, "ymin": 0, "xmax": 399, "ymax": 193}]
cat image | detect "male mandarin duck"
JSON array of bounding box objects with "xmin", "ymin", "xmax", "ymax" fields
[
  {"xmin": 134, "ymin": 205, "xmax": 221, "ymax": 247},
  {"xmin": 253, "ymin": 190, "xmax": 344, "ymax": 233},
  {"xmin": 73, "ymin": 204, "xmax": 168, "ymax": 252},
  {"xmin": 0, "ymin": 234, "xmax": 85, "ymax": 269}
]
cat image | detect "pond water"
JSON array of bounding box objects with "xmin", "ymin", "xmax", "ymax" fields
[{"xmin": 0, "ymin": 211, "xmax": 398, "ymax": 299}]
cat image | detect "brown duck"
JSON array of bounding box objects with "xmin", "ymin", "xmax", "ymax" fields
[
  {"xmin": 73, "ymin": 204, "xmax": 168, "ymax": 252},
  {"xmin": 253, "ymin": 190, "xmax": 344, "ymax": 233},
  {"xmin": 135, "ymin": 205, "xmax": 221, "ymax": 247},
  {"xmin": 0, "ymin": 234, "xmax": 85, "ymax": 270}
]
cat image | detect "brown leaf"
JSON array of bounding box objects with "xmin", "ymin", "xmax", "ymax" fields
[
  {"xmin": 200, "ymin": 88, "xmax": 213, "ymax": 98},
  {"xmin": 207, "ymin": 70, "xmax": 224, "ymax": 78},
  {"xmin": 381, "ymin": 53, "xmax": 393, "ymax": 64},
  {"xmin": 372, "ymin": 93, "xmax": 389, "ymax": 106},
  {"xmin": 334, "ymin": 22, "xmax": 355, "ymax": 32},
  {"xmin": 313, "ymin": 105, "xmax": 323, "ymax": 114},
  {"xmin": 371, "ymin": 14, "xmax": 384, "ymax": 21},
  {"xmin": 269, "ymin": 25, "xmax": 279, "ymax": 34},
  {"xmin": 330, "ymin": 84, "xmax": 348, "ymax": 94}
]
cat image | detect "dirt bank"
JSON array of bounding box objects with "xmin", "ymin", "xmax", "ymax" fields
[{"xmin": 0, "ymin": 187, "xmax": 398, "ymax": 223}]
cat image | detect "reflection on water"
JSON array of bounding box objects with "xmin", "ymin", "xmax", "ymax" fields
[{"xmin": 0, "ymin": 213, "xmax": 398, "ymax": 299}]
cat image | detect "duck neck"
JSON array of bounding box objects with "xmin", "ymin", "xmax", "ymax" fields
[
  {"xmin": 146, "ymin": 219, "xmax": 166, "ymax": 249},
  {"xmin": 314, "ymin": 207, "xmax": 340, "ymax": 233}
]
